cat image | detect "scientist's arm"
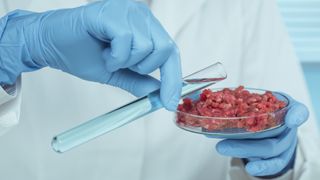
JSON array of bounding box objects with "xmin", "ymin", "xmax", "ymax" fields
[{"xmin": 0, "ymin": 0, "xmax": 182, "ymax": 111}]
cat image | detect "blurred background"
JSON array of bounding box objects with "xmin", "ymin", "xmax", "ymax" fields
[{"xmin": 277, "ymin": 0, "xmax": 320, "ymax": 127}]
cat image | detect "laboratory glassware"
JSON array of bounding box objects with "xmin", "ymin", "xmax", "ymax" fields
[
  {"xmin": 175, "ymin": 87, "xmax": 289, "ymax": 139},
  {"xmin": 52, "ymin": 62, "xmax": 227, "ymax": 153}
]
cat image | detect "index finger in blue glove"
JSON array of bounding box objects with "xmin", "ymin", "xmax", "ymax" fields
[
  {"xmin": 83, "ymin": 1, "xmax": 134, "ymax": 73},
  {"xmin": 159, "ymin": 48, "xmax": 182, "ymax": 111},
  {"xmin": 127, "ymin": 10, "xmax": 182, "ymax": 111},
  {"xmin": 130, "ymin": 11, "xmax": 175, "ymax": 75},
  {"xmin": 114, "ymin": 2, "xmax": 154, "ymax": 70},
  {"xmin": 103, "ymin": 30, "xmax": 133, "ymax": 72}
]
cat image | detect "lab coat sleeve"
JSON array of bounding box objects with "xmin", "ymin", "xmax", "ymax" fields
[
  {"xmin": 227, "ymin": 0, "xmax": 320, "ymax": 180},
  {"xmin": 0, "ymin": 12, "xmax": 22, "ymax": 136},
  {"xmin": 0, "ymin": 79, "xmax": 21, "ymax": 136},
  {"xmin": 0, "ymin": 84, "xmax": 17, "ymax": 106}
]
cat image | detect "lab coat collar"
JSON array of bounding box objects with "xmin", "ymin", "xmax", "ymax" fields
[{"xmin": 151, "ymin": 0, "xmax": 207, "ymax": 38}]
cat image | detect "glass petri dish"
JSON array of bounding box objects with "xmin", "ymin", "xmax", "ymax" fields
[{"xmin": 175, "ymin": 88, "xmax": 290, "ymax": 139}]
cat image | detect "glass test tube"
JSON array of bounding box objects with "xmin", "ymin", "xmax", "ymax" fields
[{"xmin": 52, "ymin": 62, "xmax": 227, "ymax": 153}]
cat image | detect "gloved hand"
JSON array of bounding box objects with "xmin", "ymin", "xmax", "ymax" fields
[
  {"xmin": 211, "ymin": 94, "xmax": 309, "ymax": 177},
  {"xmin": 0, "ymin": 0, "xmax": 182, "ymax": 110}
]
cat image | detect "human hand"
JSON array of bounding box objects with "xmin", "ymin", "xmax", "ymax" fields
[
  {"xmin": 0, "ymin": 0, "xmax": 182, "ymax": 110},
  {"xmin": 210, "ymin": 94, "xmax": 309, "ymax": 176}
]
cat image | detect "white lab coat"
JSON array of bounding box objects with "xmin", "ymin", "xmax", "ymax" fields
[{"xmin": 0, "ymin": 0, "xmax": 319, "ymax": 179}]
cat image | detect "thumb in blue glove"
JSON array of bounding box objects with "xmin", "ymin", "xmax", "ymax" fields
[{"xmin": 0, "ymin": 0, "xmax": 182, "ymax": 111}]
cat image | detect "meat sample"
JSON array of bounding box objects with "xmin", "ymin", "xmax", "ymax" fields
[{"xmin": 176, "ymin": 86, "xmax": 287, "ymax": 132}]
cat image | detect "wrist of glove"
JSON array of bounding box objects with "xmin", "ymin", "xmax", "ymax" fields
[
  {"xmin": 207, "ymin": 93, "xmax": 309, "ymax": 177},
  {"xmin": 0, "ymin": 10, "xmax": 43, "ymax": 85}
]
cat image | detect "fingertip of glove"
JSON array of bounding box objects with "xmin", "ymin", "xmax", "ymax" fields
[
  {"xmin": 215, "ymin": 141, "xmax": 229, "ymax": 154},
  {"xmin": 245, "ymin": 163, "xmax": 264, "ymax": 176},
  {"xmin": 163, "ymin": 97, "xmax": 179, "ymax": 111},
  {"xmin": 161, "ymin": 83, "xmax": 182, "ymax": 112}
]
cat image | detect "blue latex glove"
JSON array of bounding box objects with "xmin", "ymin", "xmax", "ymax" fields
[
  {"xmin": 212, "ymin": 94, "xmax": 309, "ymax": 177},
  {"xmin": 0, "ymin": 0, "xmax": 182, "ymax": 111}
]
